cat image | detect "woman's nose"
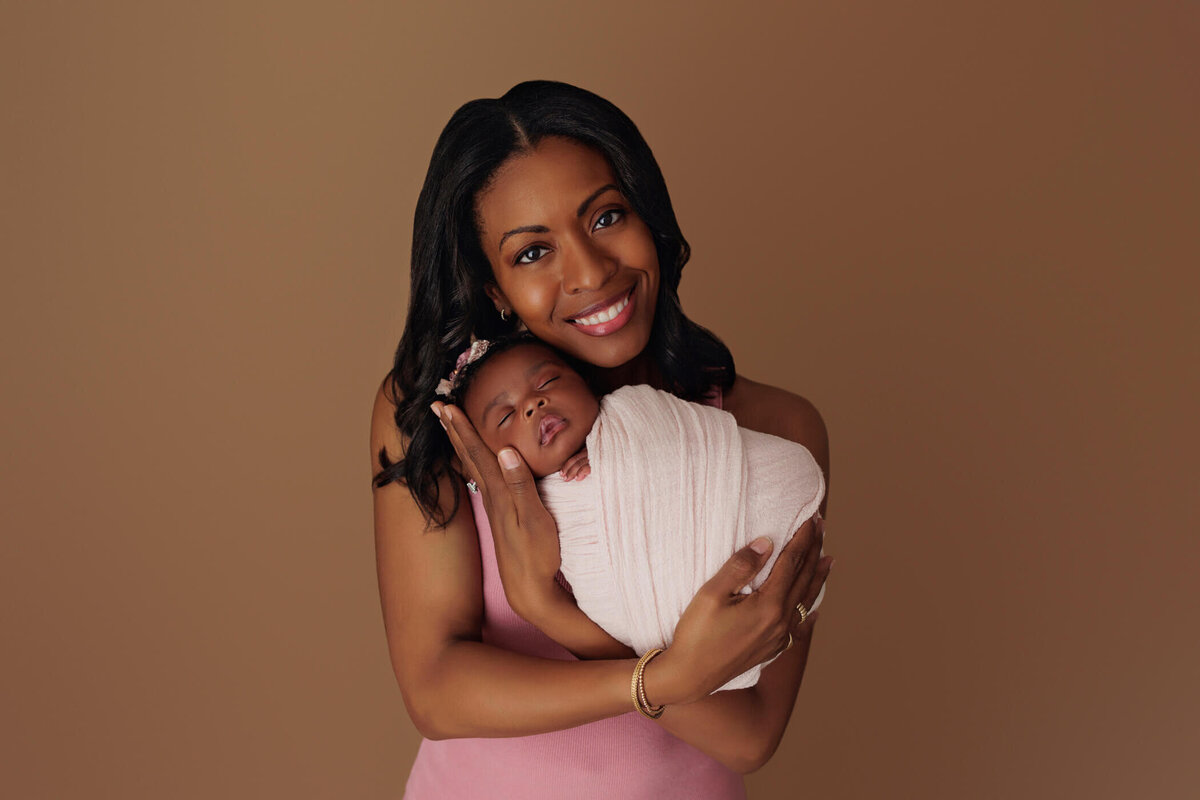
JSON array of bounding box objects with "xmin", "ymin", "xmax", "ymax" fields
[
  {"xmin": 524, "ymin": 396, "xmax": 547, "ymax": 418},
  {"xmin": 562, "ymin": 238, "xmax": 617, "ymax": 295}
]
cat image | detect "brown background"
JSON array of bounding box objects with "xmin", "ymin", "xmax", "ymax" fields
[{"xmin": 3, "ymin": 2, "xmax": 1197, "ymax": 798}]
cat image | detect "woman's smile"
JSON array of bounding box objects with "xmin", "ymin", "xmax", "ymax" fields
[{"xmin": 566, "ymin": 285, "xmax": 637, "ymax": 336}]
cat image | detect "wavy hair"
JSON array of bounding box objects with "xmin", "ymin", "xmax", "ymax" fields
[{"xmin": 373, "ymin": 80, "xmax": 735, "ymax": 527}]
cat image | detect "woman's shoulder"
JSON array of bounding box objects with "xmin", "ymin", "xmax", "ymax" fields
[
  {"xmin": 721, "ymin": 374, "xmax": 829, "ymax": 471},
  {"xmin": 371, "ymin": 372, "xmax": 406, "ymax": 465},
  {"xmin": 371, "ymin": 371, "xmax": 474, "ymax": 531}
]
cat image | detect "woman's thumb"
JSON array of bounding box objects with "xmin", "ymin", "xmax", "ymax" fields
[
  {"xmin": 709, "ymin": 537, "xmax": 771, "ymax": 595},
  {"xmin": 749, "ymin": 537, "xmax": 772, "ymax": 557}
]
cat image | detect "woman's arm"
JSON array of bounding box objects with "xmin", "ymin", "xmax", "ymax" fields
[
  {"xmin": 374, "ymin": 379, "xmax": 818, "ymax": 752},
  {"xmin": 373, "ymin": 380, "xmax": 641, "ymax": 738},
  {"xmin": 723, "ymin": 374, "xmax": 831, "ymax": 517},
  {"xmin": 652, "ymin": 617, "xmax": 819, "ymax": 774},
  {"xmin": 523, "ymin": 523, "xmax": 826, "ymax": 774},
  {"xmin": 524, "ymin": 583, "xmax": 638, "ymax": 661},
  {"xmin": 425, "ymin": 379, "xmax": 830, "ymax": 770}
]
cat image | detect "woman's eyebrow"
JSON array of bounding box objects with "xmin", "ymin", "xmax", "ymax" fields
[
  {"xmin": 497, "ymin": 225, "xmax": 548, "ymax": 253},
  {"xmin": 575, "ymin": 183, "xmax": 618, "ymax": 216},
  {"xmin": 497, "ymin": 184, "xmax": 619, "ymax": 253}
]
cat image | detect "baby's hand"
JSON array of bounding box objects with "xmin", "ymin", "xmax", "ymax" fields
[{"xmin": 559, "ymin": 445, "xmax": 590, "ymax": 482}]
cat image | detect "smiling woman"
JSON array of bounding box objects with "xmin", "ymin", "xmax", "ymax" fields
[
  {"xmin": 371, "ymin": 80, "xmax": 830, "ymax": 799},
  {"xmin": 477, "ymin": 139, "xmax": 661, "ymax": 368}
]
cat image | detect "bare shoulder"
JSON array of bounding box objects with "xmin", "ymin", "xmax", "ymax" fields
[
  {"xmin": 371, "ymin": 373, "xmax": 407, "ymax": 470},
  {"xmin": 721, "ymin": 374, "xmax": 829, "ymax": 475}
]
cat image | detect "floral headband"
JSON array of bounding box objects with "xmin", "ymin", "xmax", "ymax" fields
[{"xmin": 435, "ymin": 339, "xmax": 492, "ymax": 398}]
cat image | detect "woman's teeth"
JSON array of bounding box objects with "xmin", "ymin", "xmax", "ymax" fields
[{"xmin": 573, "ymin": 292, "xmax": 630, "ymax": 327}]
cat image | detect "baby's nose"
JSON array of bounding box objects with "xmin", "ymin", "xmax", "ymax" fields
[{"xmin": 525, "ymin": 397, "xmax": 547, "ymax": 417}]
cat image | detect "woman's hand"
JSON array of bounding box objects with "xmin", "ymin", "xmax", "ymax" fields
[
  {"xmin": 645, "ymin": 513, "xmax": 831, "ymax": 706},
  {"xmin": 431, "ymin": 401, "xmax": 563, "ymax": 620}
]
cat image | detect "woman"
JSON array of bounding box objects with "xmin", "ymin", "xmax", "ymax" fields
[{"xmin": 370, "ymin": 80, "xmax": 832, "ymax": 798}]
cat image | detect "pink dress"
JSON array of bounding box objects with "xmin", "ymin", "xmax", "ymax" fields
[{"xmin": 402, "ymin": 391, "xmax": 746, "ymax": 800}]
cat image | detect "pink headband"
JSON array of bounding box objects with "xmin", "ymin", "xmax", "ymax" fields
[{"xmin": 435, "ymin": 339, "xmax": 492, "ymax": 398}]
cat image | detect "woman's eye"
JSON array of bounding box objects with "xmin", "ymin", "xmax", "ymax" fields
[
  {"xmin": 515, "ymin": 245, "xmax": 549, "ymax": 265},
  {"xmin": 594, "ymin": 208, "xmax": 624, "ymax": 230}
]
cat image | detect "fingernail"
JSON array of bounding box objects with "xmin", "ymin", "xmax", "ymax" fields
[
  {"xmin": 429, "ymin": 402, "xmax": 442, "ymax": 419},
  {"xmin": 828, "ymin": 559, "xmax": 836, "ymax": 571},
  {"xmin": 499, "ymin": 449, "xmax": 520, "ymax": 470},
  {"xmin": 750, "ymin": 537, "xmax": 771, "ymax": 555}
]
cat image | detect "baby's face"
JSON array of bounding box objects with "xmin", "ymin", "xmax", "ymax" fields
[{"xmin": 462, "ymin": 344, "xmax": 600, "ymax": 478}]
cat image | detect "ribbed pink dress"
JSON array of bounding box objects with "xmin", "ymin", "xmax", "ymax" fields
[{"xmin": 402, "ymin": 391, "xmax": 747, "ymax": 800}]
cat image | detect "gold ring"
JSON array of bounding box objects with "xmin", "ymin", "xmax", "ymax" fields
[{"xmin": 795, "ymin": 602, "xmax": 808, "ymax": 625}]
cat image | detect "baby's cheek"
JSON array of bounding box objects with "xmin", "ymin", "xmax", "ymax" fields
[{"xmin": 476, "ymin": 429, "xmax": 508, "ymax": 459}]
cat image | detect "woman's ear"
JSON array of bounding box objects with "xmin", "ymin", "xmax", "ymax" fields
[{"xmin": 484, "ymin": 283, "xmax": 512, "ymax": 317}]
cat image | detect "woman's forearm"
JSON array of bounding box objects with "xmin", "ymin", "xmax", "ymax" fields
[
  {"xmin": 522, "ymin": 582, "xmax": 812, "ymax": 774},
  {"xmin": 646, "ymin": 626, "xmax": 813, "ymax": 773},
  {"xmin": 414, "ymin": 639, "xmax": 642, "ymax": 739},
  {"xmin": 523, "ymin": 583, "xmax": 637, "ymax": 661}
]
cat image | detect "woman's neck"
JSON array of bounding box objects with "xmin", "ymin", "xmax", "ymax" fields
[{"xmin": 590, "ymin": 351, "xmax": 663, "ymax": 395}]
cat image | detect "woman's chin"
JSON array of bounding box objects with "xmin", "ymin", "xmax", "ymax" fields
[{"xmin": 560, "ymin": 321, "xmax": 653, "ymax": 369}]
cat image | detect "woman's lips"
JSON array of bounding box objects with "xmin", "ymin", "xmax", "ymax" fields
[
  {"xmin": 539, "ymin": 414, "xmax": 567, "ymax": 446},
  {"xmin": 567, "ymin": 286, "xmax": 636, "ymax": 337}
]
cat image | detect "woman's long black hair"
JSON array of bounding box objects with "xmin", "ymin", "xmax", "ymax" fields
[{"xmin": 373, "ymin": 80, "xmax": 735, "ymax": 527}]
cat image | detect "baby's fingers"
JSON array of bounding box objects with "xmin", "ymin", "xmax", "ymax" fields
[
  {"xmin": 562, "ymin": 464, "xmax": 592, "ymax": 482},
  {"xmin": 559, "ymin": 450, "xmax": 590, "ymax": 481}
]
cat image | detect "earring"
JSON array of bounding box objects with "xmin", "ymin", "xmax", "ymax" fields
[{"xmin": 499, "ymin": 308, "xmax": 508, "ymax": 322}]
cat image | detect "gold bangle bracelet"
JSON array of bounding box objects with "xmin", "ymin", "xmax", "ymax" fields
[{"xmin": 631, "ymin": 648, "xmax": 666, "ymax": 719}]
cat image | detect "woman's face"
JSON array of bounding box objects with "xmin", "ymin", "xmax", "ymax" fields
[{"xmin": 474, "ymin": 136, "xmax": 660, "ymax": 369}]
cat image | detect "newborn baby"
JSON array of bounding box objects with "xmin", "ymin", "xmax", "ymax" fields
[{"xmin": 444, "ymin": 334, "xmax": 826, "ymax": 691}]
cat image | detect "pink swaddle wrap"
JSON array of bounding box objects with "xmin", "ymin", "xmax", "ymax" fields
[{"xmin": 538, "ymin": 384, "xmax": 826, "ymax": 692}]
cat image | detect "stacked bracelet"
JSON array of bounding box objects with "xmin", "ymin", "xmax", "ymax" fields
[{"xmin": 631, "ymin": 648, "xmax": 666, "ymax": 719}]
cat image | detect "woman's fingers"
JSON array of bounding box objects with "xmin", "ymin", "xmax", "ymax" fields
[
  {"xmin": 757, "ymin": 516, "xmax": 819, "ymax": 603},
  {"xmin": 700, "ymin": 538, "xmax": 774, "ymax": 600},
  {"xmin": 496, "ymin": 447, "xmax": 554, "ymax": 528},
  {"xmin": 433, "ymin": 403, "xmax": 506, "ymax": 504},
  {"xmin": 794, "ymin": 555, "xmax": 832, "ymax": 624},
  {"xmin": 783, "ymin": 513, "xmax": 826, "ymax": 613}
]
